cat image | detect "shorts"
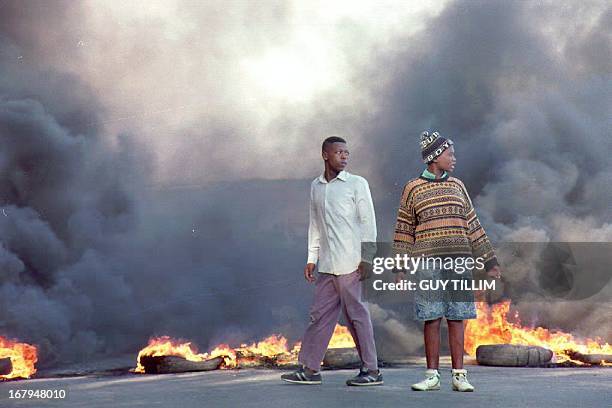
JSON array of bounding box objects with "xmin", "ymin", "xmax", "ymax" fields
[{"xmin": 413, "ymin": 267, "xmax": 477, "ymax": 321}]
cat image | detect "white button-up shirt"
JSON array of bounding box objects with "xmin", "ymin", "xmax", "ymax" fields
[{"xmin": 307, "ymin": 170, "xmax": 377, "ymax": 275}]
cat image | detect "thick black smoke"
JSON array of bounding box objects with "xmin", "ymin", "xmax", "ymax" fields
[{"xmin": 362, "ymin": 0, "xmax": 612, "ymax": 342}]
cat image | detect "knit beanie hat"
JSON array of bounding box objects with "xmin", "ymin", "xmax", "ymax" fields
[{"xmin": 420, "ymin": 131, "xmax": 454, "ymax": 163}]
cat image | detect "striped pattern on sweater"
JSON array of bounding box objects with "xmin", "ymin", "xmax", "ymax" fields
[{"xmin": 393, "ymin": 175, "xmax": 498, "ymax": 271}]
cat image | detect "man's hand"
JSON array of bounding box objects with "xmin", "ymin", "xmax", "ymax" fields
[
  {"xmin": 357, "ymin": 261, "xmax": 372, "ymax": 281},
  {"xmin": 304, "ymin": 263, "xmax": 316, "ymax": 283},
  {"xmin": 487, "ymin": 265, "xmax": 502, "ymax": 279},
  {"xmin": 395, "ymin": 271, "xmax": 406, "ymax": 284}
]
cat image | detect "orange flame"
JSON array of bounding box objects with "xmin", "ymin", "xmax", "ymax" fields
[
  {"xmin": 0, "ymin": 336, "xmax": 38, "ymax": 380},
  {"xmin": 135, "ymin": 324, "xmax": 356, "ymax": 372},
  {"xmin": 328, "ymin": 324, "xmax": 357, "ymax": 348},
  {"xmin": 465, "ymin": 301, "xmax": 612, "ymax": 364},
  {"xmin": 289, "ymin": 324, "xmax": 356, "ymax": 355}
]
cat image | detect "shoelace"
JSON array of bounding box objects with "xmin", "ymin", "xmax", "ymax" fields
[
  {"xmin": 454, "ymin": 373, "xmax": 468, "ymax": 383},
  {"xmin": 299, "ymin": 368, "xmax": 319, "ymax": 378},
  {"xmin": 359, "ymin": 371, "xmax": 380, "ymax": 382}
]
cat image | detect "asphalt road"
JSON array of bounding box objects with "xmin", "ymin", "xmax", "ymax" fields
[{"xmin": 1, "ymin": 365, "xmax": 610, "ymax": 408}]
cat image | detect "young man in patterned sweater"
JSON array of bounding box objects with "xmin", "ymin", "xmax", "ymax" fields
[{"xmin": 394, "ymin": 131, "xmax": 502, "ymax": 392}]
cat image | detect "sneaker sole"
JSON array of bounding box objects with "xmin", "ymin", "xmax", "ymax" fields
[
  {"xmin": 281, "ymin": 378, "xmax": 321, "ymax": 385},
  {"xmin": 452, "ymin": 386, "xmax": 474, "ymax": 392},
  {"xmin": 411, "ymin": 385, "xmax": 440, "ymax": 391},
  {"xmin": 347, "ymin": 381, "xmax": 384, "ymax": 386}
]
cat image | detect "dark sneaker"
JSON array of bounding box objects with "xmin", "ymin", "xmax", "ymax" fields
[
  {"xmin": 346, "ymin": 369, "xmax": 383, "ymax": 386},
  {"xmin": 281, "ymin": 367, "xmax": 322, "ymax": 385}
]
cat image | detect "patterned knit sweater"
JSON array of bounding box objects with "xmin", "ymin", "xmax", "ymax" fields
[{"xmin": 393, "ymin": 174, "xmax": 498, "ymax": 271}]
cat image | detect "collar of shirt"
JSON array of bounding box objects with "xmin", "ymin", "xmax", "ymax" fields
[
  {"xmin": 421, "ymin": 168, "xmax": 447, "ymax": 180},
  {"xmin": 317, "ymin": 170, "xmax": 349, "ymax": 184}
]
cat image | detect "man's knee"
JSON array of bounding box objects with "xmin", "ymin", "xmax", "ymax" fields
[
  {"xmin": 343, "ymin": 295, "xmax": 370, "ymax": 313},
  {"xmin": 308, "ymin": 312, "xmax": 317, "ymax": 325},
  {"xmin": 308, "ymin": 303, "xmax": 340, "ymax": 326}
]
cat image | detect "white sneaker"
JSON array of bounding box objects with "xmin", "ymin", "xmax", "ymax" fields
[
  {"xmin": 411, "ymin": 369, "xmax": 440, "ymax": 391},
  {"xmin": 451, "ymin": 368, "xmax": 474, "ymax": 392}
]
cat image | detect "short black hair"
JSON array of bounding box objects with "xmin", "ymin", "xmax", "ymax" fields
[{"xmin": 322, "ymin": 136, "xmax": 346, "ymax": 152}]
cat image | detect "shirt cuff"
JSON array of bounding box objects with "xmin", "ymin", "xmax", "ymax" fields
[{"xmin": 307, "ymin": 252, "xmax": 318, "ymax": 264}]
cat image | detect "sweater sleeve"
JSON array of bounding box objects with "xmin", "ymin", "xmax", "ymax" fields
[
  {"xmin": 458, "ymin": 181, "xmax": 499, "ymax": 271},
  {"xmin": 393, "ymin": 182, "xmax": 417, "ymax": 259}
]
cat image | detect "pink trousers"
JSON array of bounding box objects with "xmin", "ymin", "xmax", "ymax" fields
[{"xmin": 298, "ymin": 270, "xmax": 378, "ymax": 371}]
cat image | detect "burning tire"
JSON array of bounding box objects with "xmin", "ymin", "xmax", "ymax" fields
[
  {"xmin": 139, "ymin": 355, "xmax": 224, "ymax": 374},
  {"xmin": 0, "ymin": 358, "xmax": 12, "ymax": 376},
  {"xmin": 476, "ymin": 344, "xmax": 553, "ymax": 367},
  {"xmin": 322, "ymin": 348, "xmax": 361, "ymax": 369}
]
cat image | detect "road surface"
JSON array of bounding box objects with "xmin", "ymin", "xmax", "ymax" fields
[{"xmin": 1, "ymin": 365, "xmax": 610, "ymax": 407}]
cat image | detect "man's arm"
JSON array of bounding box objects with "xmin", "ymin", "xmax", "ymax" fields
[
  {"xmin": 356, "ymin": 178, "xmax": 377, "ymax": 261},
  {"xmin": 305, "ymin": 183, "xmax": 319, "ymax": 282},
  {"xmin": 355, "ymin": 178, "xmax": 377, "ymax": 280},
  {"xmin": 393, "ymin": 182, "xmax": 417, "ymax": 251},
  {"xmin": 393, "ymin": 182, "xmax": 417, "ymax": 282}
]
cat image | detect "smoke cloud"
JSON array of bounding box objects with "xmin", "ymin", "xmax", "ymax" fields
[{"xmin": 360, "ymin": 0, "xmax": 611, "ymax": 341}]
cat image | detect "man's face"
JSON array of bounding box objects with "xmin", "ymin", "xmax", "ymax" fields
[
  {"xmin": 323, "ymin": 142, "xmax": 349, "ymax": 172},
  {"xmin": 435, "ymin": 145, "xmax": 456, "ymax": 172}
]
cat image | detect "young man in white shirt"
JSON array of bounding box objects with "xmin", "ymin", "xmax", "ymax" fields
[{"xmin": 281, "ymin": 136, "xmax": 382, "ymax": 386}]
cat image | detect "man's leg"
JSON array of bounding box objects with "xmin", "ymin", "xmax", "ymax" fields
[
  {"xmin": 340, "ymin": 300, "xmax": 363, "ymax": 360},
  {"xmin": 410, "ymin": 317, "xmax": 443, "ymax": 391},
  {"xmin": 297, "ymin": 273, "xmax": 342, "ymax": 371},
  {"xmin": 447, "ymin": 318, "xmax": 474, "ymax": 391},
  {"xmin": 447, "ymin": 319, "xmax": 464, "ymax": 369},
  {"xmin": 337, "ymin": 270, "xmax": 378, "ymax": 371},
  {"xmin": 424, "ymin": 318, "xmax": 442, "ymax": 369}
]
